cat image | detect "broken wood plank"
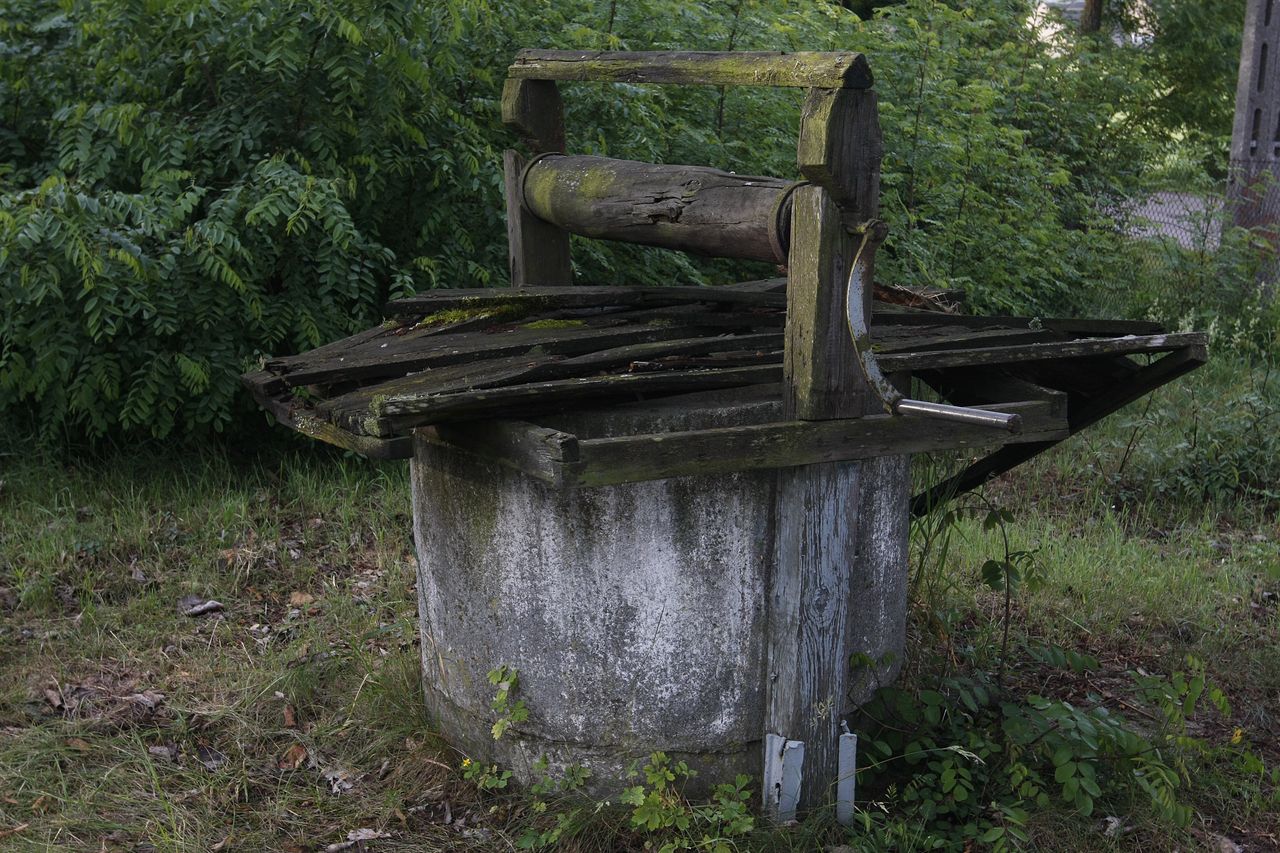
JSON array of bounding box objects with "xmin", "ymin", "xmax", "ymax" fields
[
  {"xmin": 508, "ymin": 49, "xmax": 873, "ymax": 90},
  {"xmin": 242, "ymin": 371, "xmax": 412, "ymax": 460},
  {"xmin": 275, "ymin": 323, "xmax": 737, "ymax": 388},
  {"xmin": 315, "ymin": 331, "xmax": 785, "ymax": 421},
  {"xmin": 877, "ymin": 333, "xmax": 1205, "ymax": 373},
  {"xmin": 369, "ymin": 365, "xmax": 783, "ymax": 436}
]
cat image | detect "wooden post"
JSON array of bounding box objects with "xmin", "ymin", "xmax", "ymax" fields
[
  {"xmin": 765, "ymin": 85, "xmax": 894, "ymax": 819},
  {"xmin": 786, "ymin": 86, "xmax": 883, "ymax": 421},
  {"xmin": 501, "ymin": 78, "xmax": 572, "ymax": 286}
]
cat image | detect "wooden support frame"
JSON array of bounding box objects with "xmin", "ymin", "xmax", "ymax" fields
[
  {"xmin": 502, "ymin": 78, "xmax": 572, "ymax": 287},
  {"xmin": 910, "ymin": 344, "xmax": 1208, "ymax": 516}
]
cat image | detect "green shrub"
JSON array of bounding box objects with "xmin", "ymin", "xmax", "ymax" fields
[
  {"xmin": 0, "ymin": 0, "xmax": 1180, "ymax": 439},
  {"xmin": 1, "ymin": 0, "xmax": 522, "ymax": 436}
]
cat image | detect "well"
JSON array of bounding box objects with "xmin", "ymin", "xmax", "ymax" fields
[
  {"xmin": 242, "ymin": 48, "xmax": 1207, "ymax": 822},
  {"xmin": 411, "ymin": 396, "xmax": 909, "ymax": 793}
]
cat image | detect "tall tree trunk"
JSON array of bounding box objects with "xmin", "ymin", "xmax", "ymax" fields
[{"xmin": 1081, "ymin": 0, "xmax": 1103, "ymax": 33}]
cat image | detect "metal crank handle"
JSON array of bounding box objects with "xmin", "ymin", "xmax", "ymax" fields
[
  {"xmin": 843, "ymin": 221, "xmax": 1021, "ymax": 436},
  {"xmin": 893, "ymin": 399, "xmax": 1022, "ymax": 434}
]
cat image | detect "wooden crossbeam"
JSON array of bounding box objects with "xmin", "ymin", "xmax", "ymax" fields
[{"xmin": 508, "ymin": 49, "xmax": 873, "ymax": 89}]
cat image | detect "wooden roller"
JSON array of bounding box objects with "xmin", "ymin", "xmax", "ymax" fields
[{"xmin": 520, "ymin": 154, "xmax": 802, "ymax": 264}]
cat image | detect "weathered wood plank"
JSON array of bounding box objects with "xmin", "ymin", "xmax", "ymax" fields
[
  {"xmin": 278, "ymin": 323, "xmax": 732, "ymax": 388},
  {"xmin": 367, "ymin": 365, "xmax": 784, "ymax": 436},
  {"xmin": 871, "ymin": 324, "xmax": 1058, "ymax": 354},
  {"xmin": 418, "ymin": 420, "xmax": 580, "ymax": 485},
  {"xmin": 798, "ymin": 88, "xmax": 881, "ymax": 223},
  {"xmin": 875, "ymin": 308, "xmax": 1166, "ymax": 336},
  {"xmin": 521, "ymin": 154, "xmax": 796, "ymax": 263},
  {"xmin": 571, "ymin": 400, "xmax": 1063, "ymax": 486},
  {"xmin": 242, "ymin": 372, "xmax": 413, "ymax": 460},
  {"xmin": 505, "ymin": 150, "xmax": 574, "ymax": 287},
  {"xmin": 316, "ymin": 331, "xmax": 784, "ymax": 422},
  {"xmin": 508, "ymin": 49, "xmax": 873, "ymax": 90},
  {"xmin": 784, "ymin": 185, "xmax": 869, "ymax": 420},
  {"xmin": 877, "ymin": 332, "xmax": 1206, "ymax": 373},
  {"xmin": 386, "ymin": 285, "xmax": 787, "ymax": 315},
  {"xmin": 762, "ymin": 451, "xmax": 909, "ymax": 816},
  {"xmin": 262, "ymin": 321, "xmax": 400, "ymax": 371}
]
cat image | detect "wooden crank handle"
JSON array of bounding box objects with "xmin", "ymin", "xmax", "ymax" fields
[{"xmin": 844, "ymin": 222, "xmax": 1020, "ymax": 434}]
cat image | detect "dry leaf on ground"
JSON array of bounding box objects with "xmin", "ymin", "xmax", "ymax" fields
[
  {"xmin": 41, "ymin": 678, "xmax": 166, "ymax": 728},
  {"xmin": 278, "ymin": 743, "xmax": 308, "ymax": 770},
  {"xmin": 324, "ymin": 828, "xmax": 390, "ymax": 852}
]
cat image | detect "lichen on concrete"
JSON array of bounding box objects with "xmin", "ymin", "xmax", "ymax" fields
[{"xmin": 410, "ymin": 402, "xmax": 910, "ymax": 795}]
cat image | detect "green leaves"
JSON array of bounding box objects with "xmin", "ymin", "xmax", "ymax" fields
[
  {"xmin": 486, "ymin": 664, "xmax": 529, "ymax": 740},
  {"xmin": 2, "ymin": 0, "xmax": 511, "ymax": 438}
]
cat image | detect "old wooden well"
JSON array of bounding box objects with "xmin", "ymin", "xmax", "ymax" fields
[{"xmin": 245, "ymin": 49, "xmax": 1207, "ymax": 819}]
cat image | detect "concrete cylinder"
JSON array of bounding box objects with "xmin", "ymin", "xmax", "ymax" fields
[{"xmin": 411, "ymin": 401, "xmax": 909, "ymax": 793}]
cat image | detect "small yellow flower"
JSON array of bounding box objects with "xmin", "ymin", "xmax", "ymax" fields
[
  {"xmin": 1231, "ymin": 728, "xmax": 1244, "ymax": 745},
  {"xmin": 462, "ymin": 757, "xmax": 473, "ymax": 768}
]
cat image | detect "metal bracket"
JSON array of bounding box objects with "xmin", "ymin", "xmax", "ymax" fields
[
  {"xmin": 763, "ymin": 734, "xmax": 804, "ymax": 822},
  {"xmin": 836, "ymin": 725, "xmax": 858, "ymax": 826}
]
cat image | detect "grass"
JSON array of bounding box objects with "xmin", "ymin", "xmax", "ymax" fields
[{"xmin": 1, "ymin": 354, "xmax": 1278, "ymax": 851}]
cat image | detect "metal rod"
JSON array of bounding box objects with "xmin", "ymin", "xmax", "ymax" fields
[{"xmin": 894, "ymin": 399, "xmax": 1023, "ymax": 434}]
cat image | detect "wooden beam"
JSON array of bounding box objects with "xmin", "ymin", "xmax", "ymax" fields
[
  {"xmin": 508, "ymin": 49, "xmax": 873, "ymax": 90},
  {"xmin": 521, "ymin": 154, "xmax": 796, "ymax": 263},
  {"xmin": 411, "ymin": 400, "xmax": 1062, "ymax": 487},
  {"xmin": 797, "ymin": 88, "xmax": 881, "ymax": 223},
  {"xmin": 572, "ymin": 400, "xmax": 1063, "ymax": 486},
  {"xmin": 418, "ymin": 420, "xmax": 580, "ymax": 486},
  {"xmin": 501, "ymin": 78, "xmax": 566, "ymax": 154},
  {"xmin": 505, "ymin": 150, "xmax": 573, "ymax": 287},
  {"xmin": 910, "ymin": 344, "xmax": 1207, "ymax": 515},
  {"xmin": 501, "ymin": 77, "xmax": 572, "ymax": 287}
]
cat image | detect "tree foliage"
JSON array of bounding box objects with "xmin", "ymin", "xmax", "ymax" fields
[{"xmin": 1, "ymin": 0, "xmax": 1168, "ymax": 438}]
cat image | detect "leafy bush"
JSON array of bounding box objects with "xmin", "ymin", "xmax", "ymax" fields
[
  {"xmin": 1118, "ymin": 357, "xmax": 1280, "ymax": 506},
  {"xmin": 850, "ymin": 650, "xmax": 1223, "ymax": 850},
  {"xmin": 1, "ymin": 0, "xmax": 1181, "ymax": 439},
  {"xmin": 1, "ymin": 0, "xmax": 519, "ymax": 436}
]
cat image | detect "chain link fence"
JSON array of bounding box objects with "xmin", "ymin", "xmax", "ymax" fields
[{"xmin": 1088, "ymin": 166, "xmax": 1279, "ymax": 336}]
